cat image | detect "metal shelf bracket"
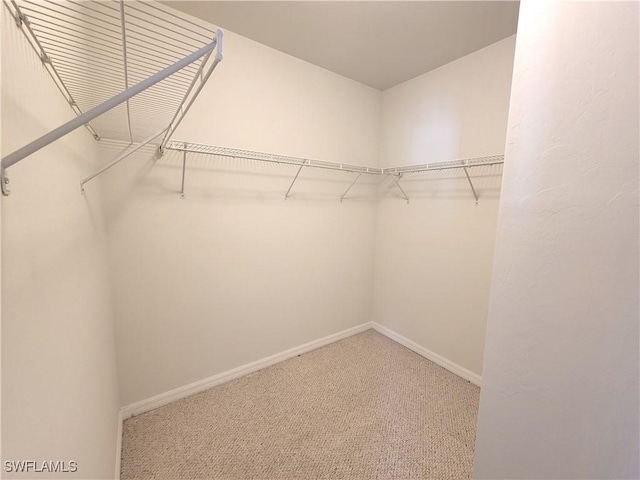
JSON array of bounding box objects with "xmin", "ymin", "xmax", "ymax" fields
[
  {"xmin": 462, "ymin": 165, "xmax": 479, "ymax": 205},
  {"xmin": 4, "ymin": 41, "xmax": 216, "ymax": 193},
  {"xmin": 165, "ymin": 143, "xmax": 504, "ymax": 204},
  {"xmin": 340, "ymin": 172, "xmax": 362, "ymax": 203},
  {"xmin": 390, "ymin": 173, "xmax": 410, "ymax": 204},
  {"xmin": 80, "ymin": 128, "xmax": 168, "ymax": 194},
  {"xmin": 15, "ymin": 8, "xmax": 24, "ymax": 27},
  {"xmin": 180, "ymin": 143, "xmax": 187, "ymax": 199},
  {"xmin": 158, "ymin": 29, "xmax": 224, "ymax": 155},
  {"xmin": 285, "ymin": 161, "xmax": 307, "ymax": 200},
  {"xmin": 1, "ymin": 169, "xmax": 11, "ymax": 196},
  {"xmin": 2, "ymin": 0, "xmax": 223, "ymax": 195}
]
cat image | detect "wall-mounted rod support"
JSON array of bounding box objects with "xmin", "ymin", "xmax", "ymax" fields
[
  {"xmin": 1, "ymin": 170, "xmax": 10, "ymax": 196},
  {"xmin": 340, "ymin": 173, "xmax": 362, "ymax": 203},
  {"xmin": 180, "ymin": 143, "xmax": 187, "ymax": 199},
  {"xmin": 2, "ymin": 40, "xmax": 217, "ymax": 176},
  {"xmin": 285, "ymin": 162, "xmax": 306, "ymax": 200},
  {"xmin": 390, "ymin": 174, "xmax": 409, "ymax": 204},
  {"xmin": 80, "ymin": 128, "xmax": 167, "ymax": 193},
  {"xmin": 158, "ymin": 29, "xmax": 223, "ymax": 154},
  {"xmin": 462, "ymin": 165, "xmax": 479, "ymax": 205}
]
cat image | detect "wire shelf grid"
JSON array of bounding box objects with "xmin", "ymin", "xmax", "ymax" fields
[
  {"xmin": 166, "ymin": 141, "xmax": 504, "ymax": 177},
  {"xmin": 4, "ymin": 0, "xmax": 218, "ymax": 144}
]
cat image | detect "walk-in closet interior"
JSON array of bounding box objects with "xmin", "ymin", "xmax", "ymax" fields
[{"xmin": 2, "ymin": 1, "xmax": 638, "ymax": 479}]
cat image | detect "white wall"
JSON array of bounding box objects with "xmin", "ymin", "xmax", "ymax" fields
[
  {"xmin": 101, "ymin": 29, "xmax": 382, "ymax": 406},
  {"xmin": 380, "ymin": 36, "xmax": 515, "ymax": 166},
  {"xmin": 474, "ymin": 2, "xmax": 639, "ymax": 479},
  {"xmin": 372, "ymin": 37, "xmax": 516, "ymax": 378},
  {"xmin": 177, "ymin": 32, "xmax": 381, "ymax": 167},
  {"xmin": 1, "ymin": 10, "xmax": 121, "ymax": 480}
]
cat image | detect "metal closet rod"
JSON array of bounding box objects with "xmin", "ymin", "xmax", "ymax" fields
[
  {"xmin": 2, "ymin": 1, "xmax": 224, "ymax": 200},
  {"xmin": 2, "ymin": 0, "xmax": 222, "ymax": 173},
  {"xmin": 158, "ymin": 29, "xmax": 224, "ymax": 153},
  {"xmin": 67, "ymin": 30, "xmax": 223, "ymax": 195},
  {"xmin": 1, "ymin": 40, "xmax": 217, "ymax": 172}
]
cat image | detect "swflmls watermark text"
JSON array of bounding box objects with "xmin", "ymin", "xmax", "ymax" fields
[{"xmin": 4, "ymin": 460, "xmax": 78, "ymax": 473}]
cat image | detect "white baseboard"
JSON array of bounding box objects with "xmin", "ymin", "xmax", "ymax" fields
[
  {"xmin": 119, "ymin": 320, "xmax": 480, "ymax": 425},
  {"xmin": 114, "ymin": 410, "xmax": 123, "ymax": 480},
  {"xmin": 120, "ymin": 322, "xmax": 373, "ymax": 419},
  {"xmin": 371, "ymin": 322, "xmax": 482, "ymax": 387}
]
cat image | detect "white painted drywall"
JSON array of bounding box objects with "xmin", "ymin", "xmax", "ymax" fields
[
  {"xmin": 474, "ymin": 2, "xmax": 639, "ymax": 479},
  {"xmin": 101, "ymin": 29, "xmax": 382, "ymax": 406},
  {"xmin": 1, "ymin": 11, "xmax": 121, "ymax": 480},
  {"xmin": 372, "ymin": 37, "xmax": 516, "ymax": 377},
  {"xmin": 379, "ymin": 36, "xmax": 516, "ymax": 166}
]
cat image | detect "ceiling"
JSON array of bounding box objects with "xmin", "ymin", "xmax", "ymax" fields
[{"xmin": 163, "ymin": 1, "xmax": 519, "ymax": 91}]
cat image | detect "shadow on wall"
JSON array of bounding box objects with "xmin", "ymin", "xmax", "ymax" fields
[
  {"xmin": 94, "ymin": 140, "xmax": 503, "ymax": 209},
  {"xmin": 153, "ymin": 150, "xmax": 380, "ymax": 202},
  {"xmin": 378, "ymin": 165, "xmax": 503, "ymax": 202},
  {"xmin": 96, "ymin": 142, "xmax": 382, "ymax": 210}
]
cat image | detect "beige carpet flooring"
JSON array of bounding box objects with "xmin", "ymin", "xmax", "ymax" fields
[{"xmin": 121, "ymin": 330, "xmax": 480, "ymax": 479}]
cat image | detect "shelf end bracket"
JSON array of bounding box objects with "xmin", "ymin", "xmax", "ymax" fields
[
  {"xmin": 390, "ymin": 173, "xmax": 409, "ymax": 204},
  {"xmin": 462, "ymin": 165, "xmax": 479, "ymax": 205},
  {"xmin": 340, "ymin": 172, "xmax": 362, "ymax": 203},
  {"xmin": 285, "ymin": 161, "xmax": 307, "ymax": 200},
  {"xmin": 1, "ymin": 168, "xmax": 10, "ymax": 196}
]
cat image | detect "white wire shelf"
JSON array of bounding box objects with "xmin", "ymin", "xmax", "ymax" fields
[
  {"xmin": 166, "ymin": 141, "xmax": 385, "ymax": 175},
  {"xmin": 2, "ymin": 0, "xmax": 224, "ymax": 196},
  {"xmin": 1, "ymin": 0, "xmax": 502, "ymax": 203},
  {"xmin": 166, "ymin": 141, "xmax": 503, "ymax": 176},
  {"xmin": 165, "ymin": 141, "xmax": 504, "ymax": 203},
  {"xmin": 384, "ymin": 155, "xmax": 504, "ymax": 174},
  {"xmin": 3, "ymin": 0, "xmax": 219, "ymax": 144}
]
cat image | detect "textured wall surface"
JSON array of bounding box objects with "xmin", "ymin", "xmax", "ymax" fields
[{"xmin": 474, "ymin": 2, "xmax": 639, "ymax": 478}]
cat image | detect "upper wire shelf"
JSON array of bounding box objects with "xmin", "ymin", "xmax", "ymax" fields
[
  {"xmin": 3, "ymin": 0, "xmax": 218, "ymax": 144},
  {"xmin": 1, "ymin": 0, "xmax": 502, "ymax": 204},
  {"xmin": 166, "ymin": 141, "xmax": 385, "ymax": 175}
]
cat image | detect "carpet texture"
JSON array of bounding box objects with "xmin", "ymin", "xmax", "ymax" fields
[{"xmin": 121, "ymin": 330, "xmax": 480, "ymax": 479}]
